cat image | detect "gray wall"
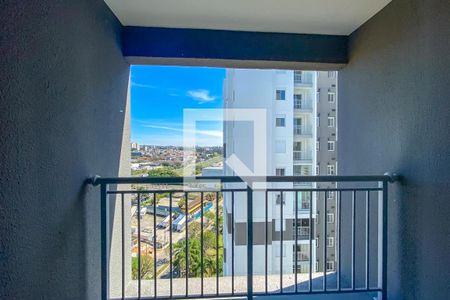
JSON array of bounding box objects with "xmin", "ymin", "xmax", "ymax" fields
[
  {"xmin": 0, "ymin": 1, "xmax": 130, "ymax": 299},
  {"xmin": 339, "ymin": 0, "xmax": 450, "ymax": 299}
]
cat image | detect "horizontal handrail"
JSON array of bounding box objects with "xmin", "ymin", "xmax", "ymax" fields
[
  {"xmin": 88, "ymin": 173, "xmax": 399, "ymax": 186},
  {"xmin": 106, "ymin": 187, "xmax": 384, "ymax": 194}
]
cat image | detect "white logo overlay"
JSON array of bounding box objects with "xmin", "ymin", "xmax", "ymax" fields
[{"xmin": 183, "ymin": 108, "xmax": 268, "ymax": 189}]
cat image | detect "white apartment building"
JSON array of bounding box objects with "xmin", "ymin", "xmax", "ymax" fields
[{"xmin": 222, "ymin": 69, "xmax": 337, "ymax": 276}]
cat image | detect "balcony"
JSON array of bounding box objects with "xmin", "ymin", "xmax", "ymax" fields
[
  {"xmin": 90, "ymin": 174, "xmax": 398, "ymax": 299},
  {"xmin": 293, "ymin": 151, "xmax": 313, "ymax": 164},
  {"xmin": 294, "ymin": 97, "xmax": 313, "ymax": 112},
  {"xmin": 294, "ymin": 71, "xmax": 314, "ymax": 87},
  {"xmin": 2, "ymin": 0, "xmax": 448, "ymax": 298},
  {"xmin": 293, "ymin": 126, "xmax": 313, "ymax": 138},
  {"xmin": 296, "ymin": 253, "xmax": 310, "ymax": 262},
  {"xmin": 293, "ymin": 226, "xmax": 311, "ymax": 239}
]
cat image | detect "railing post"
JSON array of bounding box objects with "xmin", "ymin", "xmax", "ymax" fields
[
  {"xmin": 100, "ymin": 183, "xmax": 109, "ymax": 300},
  {"xmin": 381, "ymin": 181, "xmax": 388, "ymax": 300},
  {"xmin": 247, "ymin": 184, "xmax": 253, "ymax": 300}
]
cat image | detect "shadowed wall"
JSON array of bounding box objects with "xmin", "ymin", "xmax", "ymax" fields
[
  {"xmin": 339, "ymin": 0, "xmax": 450, "ymax": 299},
  {"xmin": 0, "ymin": 1, "xmax": 130, "ymax": 299}
]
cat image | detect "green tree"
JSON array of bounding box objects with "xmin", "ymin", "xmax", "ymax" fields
[
  {"xmin": 173, "ymin": 238, "xmax": 201, "ymax": 277},
  {"xmin": 132, "ymin": 255, "xmax": 154, "ymax": 280},
  {"xmin": 172, "ymin": 230, "xmax": 223, "ymax": 278},
  {"xmin": 204, "ymin": 210, "xmax": 223, "ymax": 234},
  {"xmin": 148, "ymin": 167, "xmax": 179, "ymax": 177}
]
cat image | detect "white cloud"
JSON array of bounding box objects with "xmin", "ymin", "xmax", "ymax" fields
[
  {"xmin": 131, "ymin": 81, "xmax": 156, "ymax": 89},
  {"xmin": 186, "ymin": 89, "xmax": 216, "ymax": 102}
]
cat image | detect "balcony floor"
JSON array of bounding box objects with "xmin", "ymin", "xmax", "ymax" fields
[{"xmin": 113, "ymin": 272, "xmax": 379, "ymax": 300}]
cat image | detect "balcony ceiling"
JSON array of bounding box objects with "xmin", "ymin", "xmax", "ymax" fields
[{"xmin": 104, "ymin": 0, "xmax": 391, "ymax": 35}]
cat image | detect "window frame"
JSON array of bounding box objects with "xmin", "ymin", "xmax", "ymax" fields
[
  {"xmin": 276, "ymin": 89, "xmax": 286, "ymax": 101},
  {"xmin": 327, "ymin": 236, "xmax": 335, "ymax": 247},
  {"xmin": 327, "ymin": 191, "xmax": 335, "ymax": 201},
  {"xmin": 275, "ymin": 117, "xmax": 286, "ymax": 127},
  {"xmin": 328, "ymin": 92, "xmax": 336, "ymax": 103},
  {"xmin": 275, "ymin": 168, "xmax": 286, "ymax": 176},
  {"xmin": 327, "ymin": 141, "xmax": 335, "ymax": 151},
  {"xmin": 327, "ymin": 213, "xmax": 335, "ymax": 224},
  {"xmin": 326, "ymin": 261, "xmax": 335, "ymax": 271},
  {"xmin": 327, "ymin": 116, "xmax": 335, "ymax": 127},
  {"xmin": 327, "ymin": 164, "xmax": 335, "ymax": 175}
]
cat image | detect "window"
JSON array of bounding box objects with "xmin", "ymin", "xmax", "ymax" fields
[
  {"xmin": 317, "ymin": 88, "xmax": 321, "ymax": 102},
  {"xmin": 276, "ymin": 168, "xmax": 285, "ymax": 176},
  {"xmin": 317, "ymin": 114, "xmax": 320, "ymax": 127},
  {"xmin": 316, "ymin": 140, "xmax": 320, "ymax": 151},
  {"xmin": 315, "ymin": 238, "xmax": 319, "ymax": 248},
  {"xmin": 276, "ymin": 117, "xmax": 286, "ymax": 127},
  {"xmin": 298, "ymin": 192, "xmax": 311, "ymax": 210},
  {"xmin": 294, "ymin": 244, "xmax": 310, "ymax": 262},
  {"xmin": 294, "ymin": 219, "xmax": 310, "ymax": 237},
  {"xmin": 327, "ymin": 141, "xmax": 335, "ymax": 151},
  {"xmin": 315, "ymin": 261, "xmax": 319, "ymax": 272},
  {"xmin": 328, "ymin": 92, "xmax": 336, "ymax": 103},
  {"xmin": 328, "ymin": 71, "xmax": 336, "ymax": 78},
  {"xmin": 327, "ymin": 164, "xmax": 335, "ymax": 175},
  {"xmin": 293, "ymin": 141, "xmax": 302, "ymax": 151},
  {"xmin": 294, "ymin": 165, "xmax": 311, "ymax": 176},
  {"xmin": 326, "ymin": 261, "xmax": 335, "ymax": 271},
  {"xmin": 275, "ymin": 140, "xmax": 286, "ymax": 153},
  {"xmin": 327, "ymin": 116, "xmax": 335, "ymax": 127},
  {"xmin": 327, "ymin": 191, "xmax": 335, "ymax": 201},
  {"xmin": 276, "ymin": 89, "xmax": 286, "ymax": 100},
  {"xmin": 327, "ymin": 237, "xmax": 334, "ymax": 247},
  {"xmin": 327, "ymin": 213, "xmax": 335, "ymax": 223},
  {"xmin": 294, "ymin": 94, "xmax": 302, "ymax": 109},
  {"xmin": 316, "ymin": 164, "xmax": 320, "ymax": 175}
]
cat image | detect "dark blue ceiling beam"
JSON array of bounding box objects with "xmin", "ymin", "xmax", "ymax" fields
[{"xmin": 122, "ymin": 26, "xmax": 348, "ymax": 67}]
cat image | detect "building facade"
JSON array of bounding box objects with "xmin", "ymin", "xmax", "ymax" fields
[
  {"xmin": 315, "ymin": 71, "xmax": 338, "ymax": 273},
  {"xmin": 222, "ymin": 69, "xmax": 337, "ymax": 276}
]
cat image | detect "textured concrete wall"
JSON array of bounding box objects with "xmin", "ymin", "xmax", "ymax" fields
[
  {"xmin": 0, "ymin": 1, "xmax": 130, "ymax": 299},
  {"xmin": 339, "ymin": 0, "xmax": 450, "ymax": 299}
]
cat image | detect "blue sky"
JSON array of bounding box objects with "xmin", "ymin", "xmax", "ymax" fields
[{"xmin": 130, "ymin": 65, "xmax": 225, "ymax": 146}]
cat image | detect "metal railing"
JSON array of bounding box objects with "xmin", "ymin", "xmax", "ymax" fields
[
  {"xmin": 296, "ymin": 253, "xmax": 310, "ymax": 262},
  {"xmin": 293, "ymin": 151, "xmax": 312, "ymax": 161},
  {"xmin": 293, "ymin": 126, "xmax": 312, "ymax": 136},
  {"xmin": 294, "ymin": 99, "xmax": 313, "ymax": 110},
  {"xmin": 294, "ymin": 71, "xmax": 313, "ymax": 85},
  {"xmin": 89, "ymin": 174, "xmax": 399, "ymax": 300},
  {"xmin": 296, "ymin": 226, "xmax": 310, "ymax": 238}
]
